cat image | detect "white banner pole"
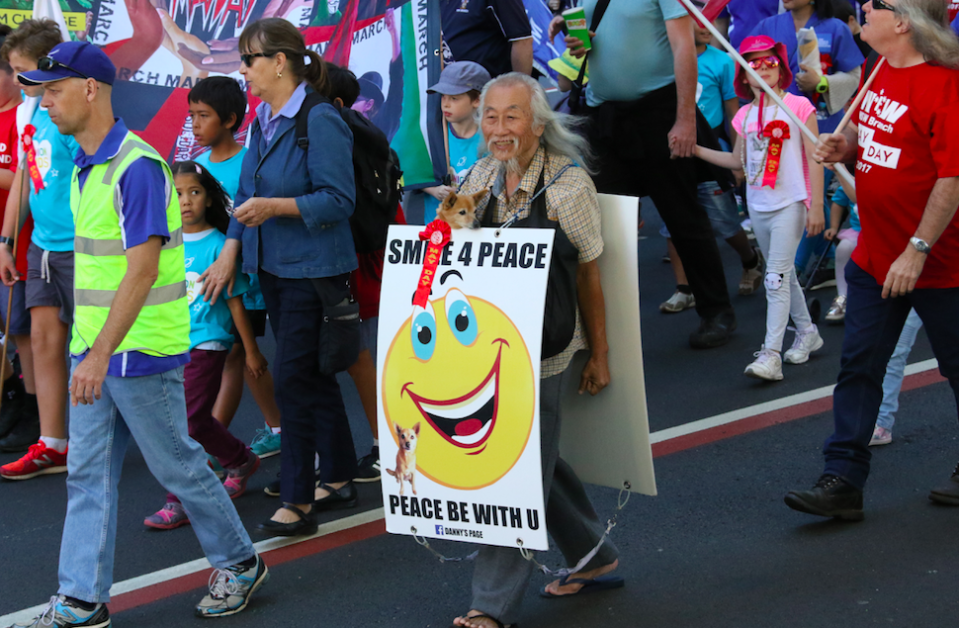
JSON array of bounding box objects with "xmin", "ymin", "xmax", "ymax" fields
[{"xmin": 678, "ymin": 0, "xmax": 857, "ymax": 191}]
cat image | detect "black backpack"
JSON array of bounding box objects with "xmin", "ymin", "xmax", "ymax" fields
[{"xmin": 294, "ymin": 92, "xmax": 403, "ymax": 253}]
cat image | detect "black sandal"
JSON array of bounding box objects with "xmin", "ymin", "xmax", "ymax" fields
[
  {"xmin": 313, "ymin": 481, "xmax": 358, "ymax": 511},
  {"xmin": 448, "ymin": 613, "xmax": 516, "ymax": 628},
  {"xmin": 255, "ymin": 504, "xmax": 318, "ymax": 537}
]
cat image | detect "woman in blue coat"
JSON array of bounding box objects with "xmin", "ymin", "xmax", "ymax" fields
[
  {"xmin": 205, "ymin": 18, "xmax": 360, "ymax": 536},
  {"xmin": 750, "ymin": 0, "xmax": 864, "ymax": 134}
]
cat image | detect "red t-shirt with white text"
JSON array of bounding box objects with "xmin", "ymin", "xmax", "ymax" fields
[
  {"xmin": 0, "ymin": 105, "xmax": 31, "ymax": 275},
  {"xmin": 853, "ymin": 61, "xmax": 959, "ymax": 289}
]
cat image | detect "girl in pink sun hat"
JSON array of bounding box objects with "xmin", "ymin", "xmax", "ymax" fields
[{"xmin": 695, "ymin": 35, "xmax": 825, "ymax": 383}]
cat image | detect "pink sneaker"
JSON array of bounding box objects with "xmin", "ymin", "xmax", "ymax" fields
[
  {"xmin": 870, "ymin": 426, "xmax": 893, "ymax": 446},
  {"xmin": 144, "ymin": 502, "xmax": 190, "ymax": 530},
  {"xmin": 223, "ymin": 451, "xmax": 261, "ymax": 499}
]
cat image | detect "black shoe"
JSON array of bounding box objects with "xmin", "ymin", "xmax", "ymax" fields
[
  {"xmin": 255, "ymin": 504, "xmax": 317, "ymax": 537},
  {"xmin": 784, "ymin": 474, "xmax": 864, "ymax": 521},
  {"xmin": 0, "ymin": 398, "xmax": 39, "ymax": 453},
  {"xmin": 354, "ymin": 447, "xmax": 381, "ymax": 483},
  {"xmin": 313, "ymin": 482, "xmax": 358, "ymax": 511},
  {"xmin": 806, "ymin": 267, "xmax": 837, "ymax": 291},
  {"xmin": 0, "ymin": 376, "xmax": 26, "ymax": 439},
  {"xmin": 929, "ymin": 462, "xmax": 959, "ymax": 505},
  {"xmin": 264, "ymin": 467, "xmax": 321, "ymax": 498},
  {"xmin": 689, "ymin": 309, "xmax": 737, "ymax": 349},
  {"xmin": 263, "ymin": 472, "xmax": 281, "ymax": 497}
]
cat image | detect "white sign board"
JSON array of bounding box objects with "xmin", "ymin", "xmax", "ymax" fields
[
  {"xmin": 377, "ymin": 226, "xmax": 553, "ymax": 550},
  {"xmin": 560, "ymin": 194, "xmax": 657, "ymax": 496}
]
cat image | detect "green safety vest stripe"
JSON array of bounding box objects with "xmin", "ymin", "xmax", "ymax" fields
[
  {"xmin": 74, "ymin": 228, "xmax": 184, "ymax": 256},
  {"xmin": 75, "ymin": 281, "xmax": 187, "ymax": 308}
]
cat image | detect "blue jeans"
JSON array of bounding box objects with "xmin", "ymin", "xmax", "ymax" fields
[
  {"xmin": 58, "ymin": 362, "xmax": 255, "ymax": 603},
  {"xmin": 876, "ymin": 309, "xmax": 924, "ymax": 431},
  {"xmin": 823, "ymin": 262, "xmax": 959, "ymax": 489},
  {"xmin": 659, "ymin": 181, "xmax": 743, "ymax": 241}
]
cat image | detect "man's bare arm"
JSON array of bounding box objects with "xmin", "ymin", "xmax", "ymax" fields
[{"xmin": 576, "ymin": 259, "xmax": 609, "ymax": 396}]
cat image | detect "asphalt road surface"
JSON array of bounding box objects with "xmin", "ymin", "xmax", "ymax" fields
[{"xmin": 2, "ymin": 200, "xmax": 953, "ymax": 628}]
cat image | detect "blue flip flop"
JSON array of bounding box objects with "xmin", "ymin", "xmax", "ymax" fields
[{"xmin": 539, "ymin": 573, "xmax": 625, "ymax": 598}]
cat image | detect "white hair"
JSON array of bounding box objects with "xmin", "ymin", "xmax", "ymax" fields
[
  {"xmin": 479, "ymin": 72, "xmax": 594, "ymax": 175},
  {"xmin": 896, "ymin": 0, "xmax": 959, "ymax": 68}
]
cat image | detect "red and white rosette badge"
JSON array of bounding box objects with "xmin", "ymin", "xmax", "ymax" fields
[
  {"xmin": 761, "ymin": 119, "xmax": 790, "ymax": 189},
  {"xmin": 412, "ymin": 219, "xmax": 452, "ymax": 310},
  {"xmin": 22, "ymin": 124, "xmax": 45, "ymax": 193}
]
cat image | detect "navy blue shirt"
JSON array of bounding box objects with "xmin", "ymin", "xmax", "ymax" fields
[
  {"xmin": 441, "ymin": 0, "xmax": 532, "ymax": 78},
  {"xmin": 74, "ymin": 119, "xmax": 190, "ymax": 377}
]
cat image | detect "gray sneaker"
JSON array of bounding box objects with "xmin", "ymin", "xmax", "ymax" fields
[
  {"xmin": 9, "ymin": 596, "xmax": 110, "ymax": 627},
  {"xmin": 195, "ymin": 554, "xmax": 269, "ymax": 618}
]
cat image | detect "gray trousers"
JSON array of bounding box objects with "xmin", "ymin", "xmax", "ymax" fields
[{"xmin": 470, "ymin": 365, "xmax": 620, "ymax": 624}]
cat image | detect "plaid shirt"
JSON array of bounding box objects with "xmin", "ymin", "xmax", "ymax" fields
[{"xmin": 458, "ymin": 147, "xmax": 604, "ymax": 378}]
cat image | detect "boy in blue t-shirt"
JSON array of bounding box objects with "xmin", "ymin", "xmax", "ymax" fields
[
  {"xmin": 188, "ymin": 77, "xmax": 281, "ymax": 459},
  {"xmin": 422, "ymin": 61, "xmax": 491, "ymax": 224}
]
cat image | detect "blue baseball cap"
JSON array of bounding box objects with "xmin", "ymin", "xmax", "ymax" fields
[
  {"xmin": 19, "ymin": 41, "xmax": 116, "ymax": 86},
  {"xmin": 427, "ymin": 61, "xmax": 491, "ymax": 95}
]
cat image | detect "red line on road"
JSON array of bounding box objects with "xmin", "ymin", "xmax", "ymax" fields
[
  {"xmin": 652, "ymin": 369, "xmax": 946, "ymax": 458},
  {"xmin": 107, "ymin": 520, "xmax": 385, "ymax": 615},
  {"xmin": 103, "ymin": 369, "xmax": 948, "ymax": 616}
]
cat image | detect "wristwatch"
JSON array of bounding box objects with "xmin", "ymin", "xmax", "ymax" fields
[
  {"xmin": 0, "ymin": 236, "xmax": 13, "ymax": 249},
  {"xmin": 816, "ymin": 75, "xmax": 829, "ymax": 94},
  {"xmin": 909, "ymin": 236, "xmax": 931, "ymax": 254}
]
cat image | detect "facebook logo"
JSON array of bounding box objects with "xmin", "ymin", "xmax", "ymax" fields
[{"xmin": 435, "ymin": 525, "xmax": 444, "ymax": 535}]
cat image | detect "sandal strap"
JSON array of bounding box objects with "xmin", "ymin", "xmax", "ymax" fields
[{"xmin": 466, "ymin": 614, "xmax": 506, "ymax": 628}]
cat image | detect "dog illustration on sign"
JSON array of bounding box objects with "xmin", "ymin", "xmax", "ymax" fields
[{"xmin": 386, "ymin": 422, "xmax": 420, "ymax": 495}]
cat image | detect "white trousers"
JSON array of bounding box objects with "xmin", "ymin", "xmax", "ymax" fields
[
  {"xmin": 749, "ymin": 201, "xmax": 813, "ymax": 352},
  {"xmin": 835, "ymin": 231, "xmax": 860, "ymax": 297}
]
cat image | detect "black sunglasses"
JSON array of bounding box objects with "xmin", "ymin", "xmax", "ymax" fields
[
  {"xmin": 37, "ymin": 56, "xmax": 89, "ymax": 79},
  {"xmin": 872, "ymin": 0, "xmax": 898, "ymax": 12},
  {"xmin": 240, "ymin": 51, "xmax": 276, "ymax": 67}
]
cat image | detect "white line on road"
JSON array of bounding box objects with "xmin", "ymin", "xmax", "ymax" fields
[{"xmin": 2, "ymin": 358, "xmax": 941, "ymax": 624}]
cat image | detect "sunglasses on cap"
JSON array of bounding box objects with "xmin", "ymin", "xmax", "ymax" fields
[
  {"xmin": 37, "ymin": 56, "xmax": 89, "ymax": 79},
  {"xmin": 872, "ymin": 0, "xmax": 898, "ymax": 12},
  {"xmin": 747, "ymin": 56, "xmax": 781, "ymax": 70}
]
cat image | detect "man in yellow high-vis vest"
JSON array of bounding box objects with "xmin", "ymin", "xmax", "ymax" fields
[{"xmin": 8, "ymin": 42, "xmax": 267, "ymax": 628}]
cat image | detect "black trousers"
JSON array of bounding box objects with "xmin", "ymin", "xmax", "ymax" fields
[
  {"xmin": 585, "ymin": 82, "xmax": 733, "ymax": 319},
  {"xmin": 259, "ymin": 271, "xmax": 358, "ymax": 504}
]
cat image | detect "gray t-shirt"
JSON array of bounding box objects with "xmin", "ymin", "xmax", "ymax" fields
[{"xmin": 584, "ymin": 0, "xmax": 688, "ymax": 106}]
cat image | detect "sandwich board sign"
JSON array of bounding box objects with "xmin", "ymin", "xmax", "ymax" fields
[{"xmin": 377, "ymin": 225, "xmax": 552, "ymax": 551}]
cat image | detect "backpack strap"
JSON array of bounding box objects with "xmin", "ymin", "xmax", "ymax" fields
[{"xmin": 295, "ymin": 91, "xmax": 333, "ymax": 150}]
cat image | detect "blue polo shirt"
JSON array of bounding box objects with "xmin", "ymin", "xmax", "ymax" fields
[
  {"xmin": 952, "ymin": 13, "xmax": 959, "ymax": 37},
  {"xmin": 750, "ymin": 12, "xmax": 864, "ymax": 133},
  {"xmin": 583, "ymin": 0, "xmax": 688, "ymax": 106},
  {"xmin": 722, "ymin": 0, "xmax": 780, "ymax": 50},
  {"xmin": 29, "ymin": 107, "xmax": 81, "ymax": 252},
  {"xmin": 73, "ymin": 119, "xmax": 190, "ymax": 377},
  {"xmin": 441, "ymin": 0, "xmax": 532, "ymax": 78}
]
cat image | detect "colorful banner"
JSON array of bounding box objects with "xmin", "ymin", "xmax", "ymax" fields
[
  {"xmin": 11, "ymin": 0, "xmax": 444, "ymax": 186},
  {"xmin": 378, "ymin": 225, "xmax": 552, "ymax": 550}
]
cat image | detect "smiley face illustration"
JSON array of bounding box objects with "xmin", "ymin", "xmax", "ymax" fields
[{"xmin": 382, "ymin": 277, "xmax": 535, "ymax": 490}]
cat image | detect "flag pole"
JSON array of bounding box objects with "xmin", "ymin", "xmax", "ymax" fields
[{"xmin": 677, "ymin": 0, "xmax": 856, "ymax": 191}]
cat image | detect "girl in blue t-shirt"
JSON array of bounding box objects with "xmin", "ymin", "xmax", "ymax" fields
[{"xmin": 143, "ymin": 162, "xmax": 268, "ymax": 530}]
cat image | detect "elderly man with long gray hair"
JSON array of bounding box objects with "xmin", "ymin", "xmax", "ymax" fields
[
  {"xmin": 450, "ymin": 73, "xmax": 621, "ymax": 628},
  {"xmin": 785, "ymin": 0, "xmax": 959, "ymax": 522}
]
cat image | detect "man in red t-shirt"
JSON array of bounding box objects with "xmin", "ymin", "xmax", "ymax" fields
[{"xmin": 785, "ymin": 0, "xmax": 959, "ymax": 521}]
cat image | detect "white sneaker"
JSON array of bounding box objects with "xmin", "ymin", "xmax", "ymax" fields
[
  {"xmin": 659, "ymin": 290, "xmax": 696, "ymax": 313},
  {"xmin": 744, "ymin": 347, "xmax": 783, "ymax": 381},
  {"xmin": 784, "ymin": 325, "xmax": 824, "ymax": 364},
  {"xmin": 825, "ymin": 295, "xmax": 846, "ymax": 323},
  {"xmin": 869, "ymin": 426, "xmax": 893, "ymax": 446}
]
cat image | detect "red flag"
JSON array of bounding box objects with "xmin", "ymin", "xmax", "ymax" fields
[
  {"xmin": 324, "ymin": 0, "xmax": 360, "ymax": 68},
  {"xmin": 686, "ymin": 0, "xmax": 732, "ymax": 26}
]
